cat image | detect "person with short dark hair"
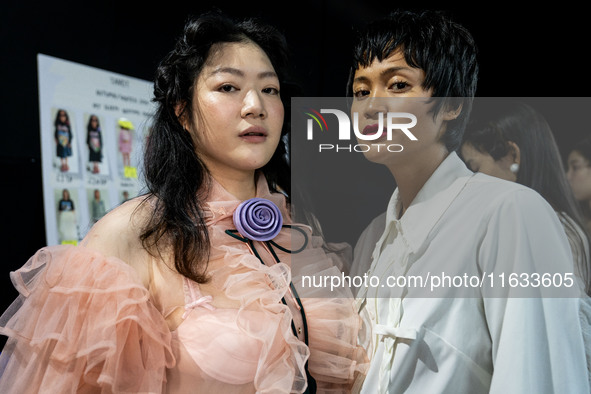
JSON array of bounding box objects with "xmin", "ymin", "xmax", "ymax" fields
[{"xmin": 350, "ymin": 9, "xmax": 590, "ymax": 393}]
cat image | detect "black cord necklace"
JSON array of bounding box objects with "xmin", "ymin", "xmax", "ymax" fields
[{"xmin": 225, "ymin": 224, "xmax": 317, "ymax": 393}]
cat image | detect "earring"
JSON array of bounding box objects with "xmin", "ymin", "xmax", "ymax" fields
[{"xmin": 510, "ymin": 163, "xmax": 519, "ymax": 173}]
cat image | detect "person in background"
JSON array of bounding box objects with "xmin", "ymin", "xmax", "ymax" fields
[
  {"xmin": 118, "ymin": 118, "xmax": 134, "ymax": 167},
  {"xmin": 86, "ymin": 114, "xmax": 103, "ymax": 174},
  {"xmin": 54, "ymin": 108, "xmax": 73, "ymax": 172},
  {"xmin": 91, "ymin": 188, "xmax": 106, "ymax": 223},
  {"xmin": 461, "ymin": 100, "xmax": 591, "ymax": 294},
  {"xmin": 0, "ymin": 11, "xmax": 367, "ymax": 393},
  {"xmin": 57, "ymin": 188, "xmax": 77, "ymax": 243},
  {"xmin": 567, "ymin": 135, "xmax": 591, "ymax": 235}
]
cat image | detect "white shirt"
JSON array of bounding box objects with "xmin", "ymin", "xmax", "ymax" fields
[{"xmin": 354, "ymin": 152, "xmax": 590, "ymax": 393}]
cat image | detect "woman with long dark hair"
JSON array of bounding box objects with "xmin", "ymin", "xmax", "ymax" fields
[
  {"xmin": 0, "ymin": 12, "xmax": 367, "ymax": 393},
  {"xmin": 461, "ymin": 100, "xmax": 591, "ymax": 294}
]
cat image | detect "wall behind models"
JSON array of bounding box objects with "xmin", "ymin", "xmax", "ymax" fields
[{"xmin": 1, "ymin": 0, "xmax": 588, "ymax": 331}]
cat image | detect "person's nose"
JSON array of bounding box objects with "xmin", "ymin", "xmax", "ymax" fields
[
  {"xmin": 363, "ymin": 96, "xmax": 388, "ymax": 120},
  {"xmin": 241, "ymin": 90, "xmax": 267, "ymax": 119}
]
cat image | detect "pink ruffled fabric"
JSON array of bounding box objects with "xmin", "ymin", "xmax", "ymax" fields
[
  {"xmin": 197, "ymin": 176, "xmax": 369, "ymax": 393},
  {"xmin": 292, "ymin": 236, "xmax": 370, "ymax": 393},
  {"xmin": 0, "ymin": 245, "xmax": 174, "ymax": 394},
  {"xmin": 0, "ymin": 175, "xmax": 367, "ymax": 393},
  {"xmin": 169, "ymin": 213, "xmax": 310, "ymax": 393}
]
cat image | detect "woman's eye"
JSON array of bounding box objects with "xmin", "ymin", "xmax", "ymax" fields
[
  {"xmin": 390, "ymin": 82, "xmax": 409, "ymax": 91},
  {"xmin": 219, "ymin": 84, "xmax": 237, "ymax": 92},
  {"xmin": 263, "ymin": 87, "xmax": 279, "ymax": 95},
  {"xmin": 353, "ymin": 89, "xmax": 369, "ymax": 98}
]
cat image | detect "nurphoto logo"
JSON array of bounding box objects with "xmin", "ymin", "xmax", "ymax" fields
[{"xmin": 304, "ymin": 108, "xmax": 418, "ymax": 153}]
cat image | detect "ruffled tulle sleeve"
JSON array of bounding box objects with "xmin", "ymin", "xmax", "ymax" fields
[
  {"xmin": 0, "ymin": 245, "xmax": 175, "ymax": 394},
  {"xmin": 291, "ymin": 234, "xmax": 370, "ymax": 393}
]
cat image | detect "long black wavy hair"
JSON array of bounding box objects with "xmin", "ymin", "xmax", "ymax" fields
[{"xmin": 140, "ymin": 11, "xmax": 293, "ymax": 283}]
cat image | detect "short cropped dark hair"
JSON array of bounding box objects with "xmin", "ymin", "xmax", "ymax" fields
[{"xmin": 347, "ymin": 9, "xmax": 479, "ymax": 152}]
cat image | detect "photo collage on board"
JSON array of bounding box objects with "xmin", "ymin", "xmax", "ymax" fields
[
  {"xmin": 39, "ymin": 54, "xmax": 154, "ymax": 246},
  {"xmin": 49, "ymin": 107, "xmax": 149, "ymax": 244}
]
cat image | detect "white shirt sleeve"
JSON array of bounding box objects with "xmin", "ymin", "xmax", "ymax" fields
[{"xmin": 479, "ymin": 188, "xmax": 590, "ymax": 393}]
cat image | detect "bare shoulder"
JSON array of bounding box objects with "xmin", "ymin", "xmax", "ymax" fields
[{"xmin": 83, "ymin": 196, "xmax": 154, "ymax": 285}]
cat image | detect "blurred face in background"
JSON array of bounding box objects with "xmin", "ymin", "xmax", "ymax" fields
[
  {"xmin": 567, "ymin": 150, "xmax": 591, "ymax": 202},
  {"xmin": 461, "ymin": 142, "xmax": 517, "ymax": 182}
]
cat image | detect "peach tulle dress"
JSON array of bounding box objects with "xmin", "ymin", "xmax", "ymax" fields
[{"xmin": 0, "ymin": 176, "xmax": 368, "ymax": 393}]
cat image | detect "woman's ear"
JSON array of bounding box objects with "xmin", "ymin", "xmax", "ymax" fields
[
  {"xmin": 503, "ymin": 140, "xmax": 521, "ymax": 176},
  {"xmin": 174, "ymin": 102, "xmax": 189, "ymax": 130},
  {"xmin": 507, "ymin": 140, "xmax": 521, "ymax": 165},
  {"xmin": 443, "ymin": 103, "xmax": 463, "ymax": 121}
]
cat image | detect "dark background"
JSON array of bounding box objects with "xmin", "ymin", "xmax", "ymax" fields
[{"xmin": 1, "ymin": 0, "xmax": 589, "ymax": 334}]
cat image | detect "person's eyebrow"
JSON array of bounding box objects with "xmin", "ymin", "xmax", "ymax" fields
[
  {"xmin": 257, "ymin": 70, "xmax": 278, "ymax": 79},
  {"xmin": 353, "ymin": 67, "xmax": 412, "ymax": 84},
  {"xmin": 209, "ymin": 67, "xmax": 277, "ymax": 79},
  {"xmin": 352, "ymin": 75, "xmax": 371, "ymax": 85},
  {"xmin": 379, "ymin": 66, "xmax": 412, "ymax": 77}
]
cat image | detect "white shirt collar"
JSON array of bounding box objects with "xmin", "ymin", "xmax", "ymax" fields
[{"xmin": 383, "ymin": 152, "xmax": 473, "ymax": 253}]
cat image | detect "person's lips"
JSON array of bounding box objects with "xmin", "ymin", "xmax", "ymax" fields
[
  {"xmin": 239, "ymin": 126, "xmax": 268, "ymax": 142},
  {"xmin": 362, "ymin": 123, "xmax": 385, "ymax": 138}
]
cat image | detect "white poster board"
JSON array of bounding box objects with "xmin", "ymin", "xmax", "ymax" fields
[{"xmin": 37, "ymin": 54, "xmax": 155, "ymax": 245}]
